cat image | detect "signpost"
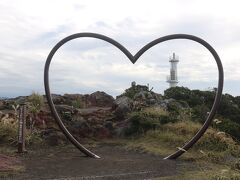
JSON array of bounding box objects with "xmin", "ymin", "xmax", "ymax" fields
[{"xmin": 17, "ymin": 103, "xmax": 27, "ymax": 153}]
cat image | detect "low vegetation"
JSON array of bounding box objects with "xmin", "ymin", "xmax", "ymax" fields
[
  {"xmin": 27, "ymin": 91, "xmax": 44, "ymax": 117},
  {"xmin": 119, "ymin": 86, "xmax": 240, "ymax": 179},
  {"xmin": 125, "ymin": 119, "xmax": 240, "ymax": 179},
  {"xmin": 123, "ymin": 104, "xmax": 240, "ymax": 179},
  {"xmin": 0, "ymin": 92, "xmax": 45, "ymax": 149},
  {"xmin": 1, "ymin": 86, "xmax": 240, "ymax": 179},
  {"xmin": 164, "ymin": 86, "xmax": 240, "ymax": 142},
  {"xmin": 126, "ymin": 120, "xmax": 240, "ymax": 160},
  {"xmin": 0, "ymin": 121, "xmax": 18, "ymax": 145},
  {"xmin": 0, "ymin": 121, "xmax": 44, "ymax": 148}
]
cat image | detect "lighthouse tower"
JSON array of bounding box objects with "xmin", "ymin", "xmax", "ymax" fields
[{"xmin": 167, "ymin": 53, "xmax": 179, "ymax": 88}]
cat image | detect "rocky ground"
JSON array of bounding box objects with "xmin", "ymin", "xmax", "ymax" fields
[
  {"xmin": 0, "ymin": 83, "xmax": 185, "ymax": 145},
  {"xmin": 1, "ymin": 84, "xmax": 240, "ymax": 179}
]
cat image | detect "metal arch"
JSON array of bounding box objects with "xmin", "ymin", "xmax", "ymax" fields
[{"xmin": 44, "ymin": 33, "xmax": 224, "ymax": 159}]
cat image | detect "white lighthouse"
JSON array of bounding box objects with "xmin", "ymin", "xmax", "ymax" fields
[{"xmin": 166, "ymin": 53, "xmax": 179, "ymax": 88}]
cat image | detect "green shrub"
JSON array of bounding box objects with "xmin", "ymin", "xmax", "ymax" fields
[
  {"xmin": 124, "ymin": 107, "xmax": 176, "ymax": 136},
  {"xmin": 125, "ymin": 112, "xmax": 160, "ymax": 136},
  {"xmin": 191, "ymin": 104, "xmax": 210, "ymax": 123},
  {"xmin": 166, "ymin": 100, "xmax": 189, "ymax": 115},
  {"xmin": 164, "ymin": 86, "xmax": 191, "ymax": 100},
  {"xmin": 71, "ymin": 98, "xmax": 84, "ymax": 108},
  {"xmin": 62, "ymin": 112, "xmax": 72, "ymax": 121},
  {"xmin": 214, "ymin": 118, "xmax": 240, "ymax": 141}
]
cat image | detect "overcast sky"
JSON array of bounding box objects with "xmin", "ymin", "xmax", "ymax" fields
[{"xmin": 0, "ymin": 0, "xmax": 240, "ymax": 98}]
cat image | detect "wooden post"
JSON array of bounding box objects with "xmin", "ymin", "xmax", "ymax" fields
[{"xmin": 17, "ymin": 103, "xmax": 27, "ymax": 153}]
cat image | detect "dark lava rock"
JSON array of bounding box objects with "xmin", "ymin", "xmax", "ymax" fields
[
  {"xmin": 104, "ymin": 121, "xmax": 114, "ymax": 131},
  {"xmin": 41, "ymin": 129, "xmax": 67, "ymax": 146},
  {"xmin": 113, "ymin": 96, "xmax": 133, "ymax": 119},
  {"xmin": 88, "ymin": 91, "xmax": 114, "ymax": 107}
]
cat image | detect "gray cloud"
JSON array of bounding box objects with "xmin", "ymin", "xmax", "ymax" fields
[{"xmin": 0, "ymin": 0, "xmax": 239, "ymax": 97}]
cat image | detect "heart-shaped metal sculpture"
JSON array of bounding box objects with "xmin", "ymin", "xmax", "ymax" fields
[{"xmin": 44, "ymin": 33, "xmax": 224, "ymax": 159}]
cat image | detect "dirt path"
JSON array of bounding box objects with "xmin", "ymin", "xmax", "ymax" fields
[
  {"xmin": 0, "ymin": 154, "xmax": 21, "ymax": 172},
  {"xmin": 4, "ymin": 145, "xmax": 196, "ymax": 180}
]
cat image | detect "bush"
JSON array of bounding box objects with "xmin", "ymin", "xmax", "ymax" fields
[
  {"xmin": 124, "ymin": 107, "xmax": 176, "ymax": 136},
  {"xmin": 28, "ymin": 92, "xmax": 44, "ymax": 114},
  {"xmin": 167, "ymin": 101, "xmax": 183, "ymax": 113},
  {"xmin": 125, "ymin": 112, "xmax": 160, "ymax": 136},
  {"xmin": 0, "ymin": 121, "xmax": 18, "ymax": 145},
  {"xmin": 25, "ymin": 130, "xmax": 43, "ymax": 145},
  {"xmin": 71, "ymin": 98, "xmax": 84, "ymax": 108},
  {"xmin": 61, "ymin": 112, "xmax": 72, "ymax": 121},
  {"xmin": 119, "ymin": 84, "xmax": 149, "ymax": 99},
  {"xmin": 218, "ymin": 95, "xmax": 240, "ymax": 124},
  {"xmin": 214, "ymin": 118, "xmax": 240, "ymax": 141},
  {"xmin": 164, "ymin": 86, "xmax": 191, "ymax": 100},
  {"xmin": 191, "ymin": 104, "xmax": 210, "ymax": 123},
  {"xmin": 0, "ymin": 121, "xmax": 44, "ymax": 146},
  {"xmin": 164, "ymin": 86, "xmax": 216, "ymax": 108}
]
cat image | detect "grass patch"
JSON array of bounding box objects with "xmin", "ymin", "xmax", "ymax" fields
[
  {"xmin": 0, "ymin": 121, "xmax": 18, "ymax": 145},
  {"xmin": 154, "ymin": 165, "xmax": 240, "ymax": 180},
  {"xmin": 126, "ymin": 120, "xmax": 240, "ymax": 179},
  {"xmin": 0, "ymin": 120, "xmax": 45, "ymax": 149},
  {"xmin": 126, "ymin": 120, "xmax": 240, "ymax": 162}
]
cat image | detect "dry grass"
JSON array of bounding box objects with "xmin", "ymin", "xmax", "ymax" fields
[
  {"xmin": 142, "ymin": 107, "xmax": 169, "ymax": 116},
  {"xmin": 126, "ymin": 120, "xmax": 240, "ymax": 162},
  {"xmin": 153, "ymin": 166, "xmax": 240, "ymax": 180},
  {"xmin": 126, "ymin": 120, "xmax": 240, "ymax": 179},
  {"xmin": 0, "ymin": 121, "xmax": 18, "ymax": 145},
  {"xmin": 0, "ymin": 120, "xmax": 44, "ymax": 147}
]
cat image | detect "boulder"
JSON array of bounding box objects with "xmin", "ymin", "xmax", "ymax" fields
[
  {"xmin": 113, "ymin": 96, "xmax": 133, "ymax": 119},
  {"xmin": 62, "ymin": 94, "xmax": 85, "ymax": 107},
  {"xmin": 41, "ymin": 128, "xmax": 67, "ymax": 146},
  {"xmin": 88, "ymin": 91, "xmax": 114, "ymax": 107},
  {"xmin": 51, "ymin": 94, "xmax": 65, "ymax": 104},
  {"xmin": 55, "ymin": 104, "xmax": 74, "ymax": 113},
  {"xmin": 134, "ymin": 91, "xmax": 147, "ymax": 100},
  {"xmin": 93, "ymin": 125, "xmax": 111, "ymax": 138},
  {"xmin": 114, "ymin": 119, "xmax": 131, "ymax": 137},
  {"xmin": 68, "ymin": 119, "xmax": 92, "ymax": 138}
]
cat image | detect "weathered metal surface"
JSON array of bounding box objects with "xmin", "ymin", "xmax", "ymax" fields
[{"xmin": 44, "ymin": 33, "xmax": 224, "ymax": 159}]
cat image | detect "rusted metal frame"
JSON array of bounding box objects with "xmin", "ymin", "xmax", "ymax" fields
[{"xmin": 44, "ymin": 33, "xmax": 223, "ymax": 159}]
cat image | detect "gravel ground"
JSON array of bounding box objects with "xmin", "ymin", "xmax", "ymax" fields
[{"xmin": 3, "ymin": 144, "xmax": 196, "ymax": 180}]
